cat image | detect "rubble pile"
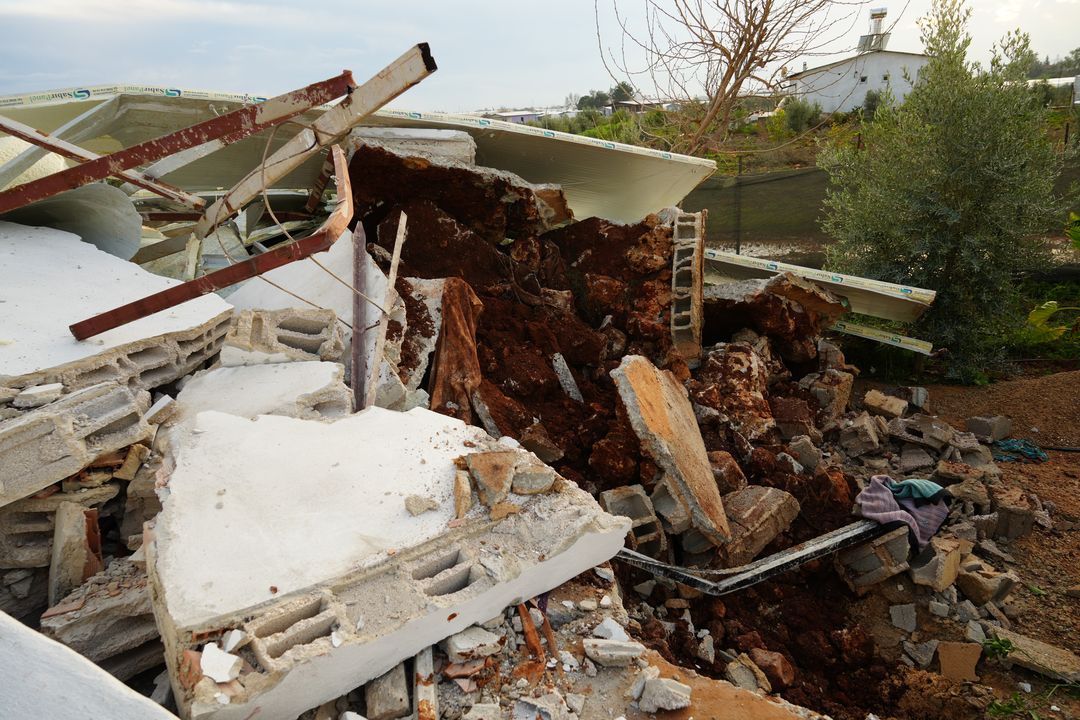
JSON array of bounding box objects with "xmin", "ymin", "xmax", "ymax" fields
[{"xmin": 1, "ymin": 110, "xmax": 1075, "ymax": 720}]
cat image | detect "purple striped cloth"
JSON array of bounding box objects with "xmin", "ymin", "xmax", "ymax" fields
[{"xmin": 854, "ymin": 475, "xmax": 950, "ymax": 550}]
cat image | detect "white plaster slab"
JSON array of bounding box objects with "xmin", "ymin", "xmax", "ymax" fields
[
  {"xmin": 154, "ymin": 407, "xmax": 498, "ymax": 627},
  {"xmin": 0, "ymin": 609, "xmax": 178, "ymax": 719},
  {"xmin": 0, "ymin": 221, "xmax": 231, "ymax": 378}
]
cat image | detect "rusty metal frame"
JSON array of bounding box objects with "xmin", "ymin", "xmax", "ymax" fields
[
  {"xmin": 195, "ymin": 43, "xmax": 437, "ymax": 240},
  {"xmin": 0, "ymin": 116, "xmax": 206, "ymax": 209},
  {"xmin": 0, "ymin": 71, "xmax": 356, "ymax": 214},
  {"xmin": 69, "ymin": 146, "xmax": 353, "ymax": 341}
]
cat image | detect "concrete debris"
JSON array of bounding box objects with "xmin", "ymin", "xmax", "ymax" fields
[
  {"xmin": 221, "ymin": 308, "xmax": 346, "ymax": 366},
  {"xmin": 637, "ymin": 677, "xmax": 693, "ymax": 712},
  {"xmin": 909, "ymin": 535, "xmax": 961, "ymax": 592},
  {"xmin": 364, "ymin": 662, "xmax": 410, "ymax": 720},
  {"xmin": 834, "ymin": 525, "xmax": 910, "ymax": 593},
  {"xmin": 717, "ymin": 486, "xmax": 800, "ymax": 567},
  {"xmin": 965, "ymin": 415, "xmax": 1012, "ymax": 442},
  {"xmin": 146, "ymin": 407, "xmax": 628, "ymax": 719},
  {"xmin": 612, "ymin": 355, "xmax": 730, "ymax": 545},
  {"xmin": 861, "ymin": 389, "xmax": 908, "ymax": 420},
  {"xmin": 442, "ymin": 626, "xmax": 502, "ymax": 663},
  {"xmin": 889, "ymin": 603, "xmax": 917, "ymax": 633},
  {"xmin": 936, "ymin": 641, "xmax": 982, "ymax": 682},
  {"xmin": 582, "ymin": 639, "xmax": 646, "ymax": 667},
  {"xmin": 987, "ymin": 627, "xmax": 1080, "ymax": 682},
  {"xmin": 47, "ymin": 502, "xmax": 102, "ymax": 606},
  {"xmin": 0, "ymin": 381, "xmax": 151, "ymax": 506}
]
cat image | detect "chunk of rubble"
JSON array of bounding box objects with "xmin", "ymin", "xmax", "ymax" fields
[
  {"xmin": 862, "ymin": 389, "xmax": 908, "ymax": 420},
  {"xmin": 909, "ymin": 535, "xmax": 961, "ymax": 592},
  {"xmin": 599, "ymin": 485, "xmax": 667, "ymax": 558},
  {"xmin": 145, "ymin": 407, "xmax": 628, "ymax": 720},
  {"xmin": 582, "ymin": 638, "xmax": 646, "ymax": 667},
  {"xmin": 717, "ymin": 486, "xmax": 800, "ymax": 567},
  {"xmin": 838, "ymin": 412, "xmax": 880, "ymax": 457},
  {"xmin": 0, "ymin": 608, "xmax": 176, "ymax": 719},
  {"xmin": 887, "ymin": 414, "xmax": 955, "ymax": 451},
  {"xmin": 612, "ymin": 355, "xmax": 730, "ymax": 545},
  {"xmin": 41, "ymin": 561, "xmax": 163, "ymax": 686},
  {"xmin": 0, "ymin": 382, "xmax": 150, "ymax": 506},
  {"xmin": 936, "ymin": 641, "xmax": 982, "ymax": 682},
  {"xmin": 47, "ymin": 502, "xmax": 102, "ymax": 606},
  {"xmin": 221, "ymin": 308, "xmax": 346, "ymax": 366},
  {"xmin": 12, "ymin": 383, "xmax": 64, "ymax": 408},
  {"xmin": 799, "ymin": 369, "xmax": 854, "ymax": 421},
  {"xmin": 637, "ymin": 677, "xmax": 693, "ymax": 712},
  {"xmin": 834, "ymin": 525, "xmax": 910, "ymax": 593},
  {"xmin": 688, "ymin": 342, "xmax": 775, "ymax": 441},
  {"xmin": 986, "ymin": 627, "xmax": 1080, "ymax": 682},
  {"xmin": 0, "ymin": 222, "xmax": 232, "ymax": 396},
  {"xmin": 955, "ymin": 558, "xmax": 1018, "ymax": 605},
  {"xmin": 965, "ymin": 415, "xmax": 1012, "ymax": 443}
]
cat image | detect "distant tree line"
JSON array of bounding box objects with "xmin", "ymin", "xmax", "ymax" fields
[{"xmin": 1026, "ymin": 47, "xmax": 1080, "ymax": 79}]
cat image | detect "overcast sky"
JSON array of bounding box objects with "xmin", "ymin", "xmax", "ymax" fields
[{"xmin": 0, "ymin": 0, "xmax": 1076, "ymax": 112}]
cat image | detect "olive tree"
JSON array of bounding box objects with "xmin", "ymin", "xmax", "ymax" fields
[{"xmin": 820, "ymin": 0, "xmax": 1070, "ymax": 380}]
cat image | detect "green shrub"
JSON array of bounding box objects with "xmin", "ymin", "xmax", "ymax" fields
[{"xmin": 785, "ymin": 99, "xmax": 822, "ymax": 134}]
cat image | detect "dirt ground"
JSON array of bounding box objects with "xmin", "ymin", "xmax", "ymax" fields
[{"xmin": 855, "ymin": 371, "xmax": 1080, "ymax": 719}]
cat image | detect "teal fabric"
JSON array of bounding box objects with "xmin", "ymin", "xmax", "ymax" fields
[{"xmin": 887, "ymin": 478, "xmax": 944, "ymax": 499}]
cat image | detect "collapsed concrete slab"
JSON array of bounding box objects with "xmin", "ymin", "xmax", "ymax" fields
[
  {"xmin": 40, "ymin": 558, "xmax": 162, "ymax": 681},
  {"xmin": 350, "ymin": 127, "xmax": 477, "ymax": 165},
  {"xmin": 611, "ymin": 355, "xmax": 730, "ymax": 545},
  {"xmin": 0, "ymin": 382, "xmax": 150, "ymax": 506},
  {"xmin": 0, "ymin": 484, "xmax": 119, "ymax": 569},
  {"xmin": 0, "ymin": 222, "xmax": 232, "ymax": 395},
  {"xmin": 0, "ymin": 608, "xmax": 177, "ymax": 720},
  {"xmin": 688, "ymin": 342, "xmax": 776, "ymax": 441},
  {"xmin": 145, "ymin": 406, "xmax": 629, "ymax": 720}
]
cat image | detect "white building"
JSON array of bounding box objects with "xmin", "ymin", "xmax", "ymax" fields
[{"xmin": 786, "ymin": 8, "xmax": 928, "ymax": 114}]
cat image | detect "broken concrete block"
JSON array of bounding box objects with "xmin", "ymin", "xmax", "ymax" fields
[
  {"xmin": 834, "ymin": 525, "xmax": 910, "ymax": 593},
  {"xmin": 0, "ymin": 382, "xmax": 151, "ymax": 507},
  {"xmin": 862, "ymin": 389, "xmax": 908, "ymax": 419},
  {"xmin": 510, "ymin": 457, "xmax": 556, "ymax": 495},
  {"xmin": 146, "ymin": 407, "xmax": 629, "ymax": 720},
  {"xmin": 0, "ymin": 607, "xmax": 177, "ymax": 719},
  {"xmin": 894, "ymin": 386, "xmax": 930, "ymax": 411},
  {"xmin": 592, "ymin": 617, "xmax": 630, "ymax": 642},
  {"xmin": 769, "ymin": 396, "xmax": 817, "ymax": 441},
  {"xmin": 41, "ymin": 559, "xmax": 163, "ymax": 681},
  {"xmin": 887, "ymin": 414, "xmax": 954, "ymax": 451},
  {"xmin": 365, "ymin": 662, "xmax": 410, "ymax": 720},
  {"xmin": 839, "ymin": 412, "xmax": 880, "ymax": 457},
  {"xmin": 0, "ymin": 567, "xmax": 48, "ymax": 620},
  {"xmin": 650, "ymin": 480, "xmax": 693, "ymax": 534},
  {"xmin": 612, "ymin": 355, "xmax": 730, "ymax": 545},
  {"xmin": 890, "ymin": 603, "xmax": 917, "ymax": 633},
  {"xmin": 955, "ymin": 561, "xmax": 1018, "ymax": 605},
  {"xmin": 669, "ymin": 210, "xmax": 705, "ymax": 365},
  {"xmin": 936, "ymin": 641, "xmax": 981, "ymax": 682},
  {"xmin": 442, "ymin": 626, "xmax": 502, "ymax": 663},
  {"xmin": 551, "ymin": 353, "xmax": 583, "ymax": 403},
  {"xmin": 0, "ymin": 484, "xmax": 119, "ymax": 569},
  {"xmin": 0, "ymin": 222, "xmax": 232, "ymax": 397},
  {"xmin": 599, "ymin": 485, "xmax": 667, "ymax": 558},
  {"xmin": 172, "ymin": 362, "xmax": 352, "ymax": 436},
  {"xmin": 114, "ymin": 443, "xmax": 150, "ymax": 482},
  {"xmin": 987, "ymin": 627, "xmax": 1080, "ymax": 682},
  {"xmin": 12, "ymin": 383, "xmax": 64, "ymax": 409},
  {"xmin": 991, "ymin": 485, "xmax": 1036, "ymax": 540},
  {"xmin": 221, "ymin": 308, "xmax": 346, "ymax": 366},
  {"xmin": 47, "ymin": 502, "xmax": 103, "ymax": 606},
  {"xmin": 786, "ymin": 436, "xmax": 821, "ymax": 474},
  {"xmin": 909, "ymin": 535, "xmax": 962, "ymax": 592},
  {"xmin": 799, "ymin": 369, "xmax": 854, "ymax": 421},
  {"xmin": 966, "ymin": 416, "xmax": 1012, "ymax": 442},
  {"xmin": 717, "ymin": 486, "xmax": 800, "ymax": 567},
  {"xmin": 637, "ymin": 677, "xmax": 692, "ymax": 712},
  {"xmin": 903, "ymin": 639, "xmax": 939, "ymax": 669},
  {"xmin": 900, "ymin": 446, "xmax": 935, "ymax": 473},
  {"xmin": 582, "ymin": 638, "xmax": 646, "ymax": 667}
]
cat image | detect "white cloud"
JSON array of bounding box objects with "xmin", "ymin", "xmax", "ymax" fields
[{"xmin": 0, "ymin": 0, "xmax": 324, "ymax": 26}]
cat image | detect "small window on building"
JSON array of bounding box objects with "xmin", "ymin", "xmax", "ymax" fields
[
  {"xmin": 860, "ymin": 75, "xmax": 868, "ymax": 83},
  {"xmin": 883, "ymin": 74, "xmax": 890, "ymax": 82}
]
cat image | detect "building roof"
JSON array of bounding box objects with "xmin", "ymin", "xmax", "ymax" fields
[{"xmin": 787, "ymin": 50, "xmax": 928, "ymax": 80}]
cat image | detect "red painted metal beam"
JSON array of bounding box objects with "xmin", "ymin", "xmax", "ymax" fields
[
  {"xmin": 0, "ymin": 71, "xmax": 355, "ymax": 215},
  {"xmin": 70, "ymin": 146, "xmax": 353, "ymax": 341}
]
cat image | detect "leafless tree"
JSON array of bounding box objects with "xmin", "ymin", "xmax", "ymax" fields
[{"xmin": 595, "ymin": 0, "xmax": 869, "ymax": 153}]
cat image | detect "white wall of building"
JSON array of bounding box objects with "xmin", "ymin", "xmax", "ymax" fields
[{"xmin": 792, "ymin": 52, "xmax": 929, "ymax": 114}]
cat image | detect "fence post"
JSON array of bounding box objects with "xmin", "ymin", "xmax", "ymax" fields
[{"xmin": 734, "ymin": 154, "xmax": 743, "ymax": 255}]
